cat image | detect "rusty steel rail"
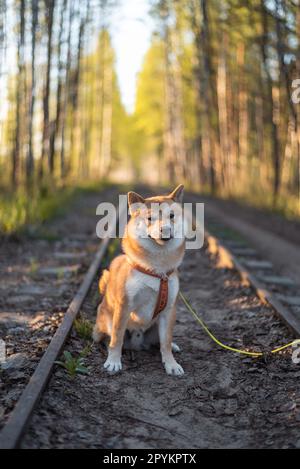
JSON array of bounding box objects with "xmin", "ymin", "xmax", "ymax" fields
[
  {"xmin": 185, "ymin": 205, "xmax": 300, "ymax": 337},
  {"xmin": 0, "ymin": 208, "xmax": 124, "ymax": 449},
  {"xmin": 205, "ymin": 231, "xmax": 300, "ymax": 337}
]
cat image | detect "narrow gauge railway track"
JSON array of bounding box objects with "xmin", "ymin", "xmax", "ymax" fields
[
  {"xmin": 1, "ymin": 192, "xmax": 300, "ymax": 449},
  {"xmin": 204, "ymin": 230, "xmax": 300, "ymax": 339},
  {"xmin": 205, "ymin": 230, "xmax": 300, "ymax": 337},
  {"xmin": 0, "ymin": 195, "xmax": 125, "ymax": 449},
  {"xmin": 185, "ymin": 199, "xmax": 300, "ymax": 337}
]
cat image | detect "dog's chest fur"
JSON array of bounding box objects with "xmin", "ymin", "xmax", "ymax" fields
[{"xmin": 125, "ymin": 270, "xmax": 179, "ymax": 330}]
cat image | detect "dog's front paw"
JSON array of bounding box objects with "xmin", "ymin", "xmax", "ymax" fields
[
  {"xmin": 164, "ymin": 359, "xmax": 184, "ymax": 376},
  {"xmin": 104, "ymin": 355, "xmax": 122, "ymax": 373}
]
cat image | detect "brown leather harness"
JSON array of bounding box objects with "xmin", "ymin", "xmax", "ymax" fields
[{"xmin": 127, "ymin": 260, "xmax": 174, "ymax": 319}]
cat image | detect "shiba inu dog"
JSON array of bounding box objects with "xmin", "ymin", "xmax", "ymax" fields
[{"xmin": 93, "ymin": 185, "xmax": 186, "ymax": 376}]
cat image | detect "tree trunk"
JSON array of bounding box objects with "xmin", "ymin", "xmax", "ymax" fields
[
  {"xmin": 198, "ymin": 0, "xmax": 220, "ymax": 193},
  {"xmin": 49, "ymin": 0, "xmax": 67, "ymax": 177},
  {"xmin": 40, "ymin": 0, "xmax": 55, "ymax": 179},
  {"xmin": 26, "ymin": 0, "xmax": 39, "ymax": 186},
  {"xmin": 217, "ymin": 33, "xmax": 230, "ymax": 193},
  {"xmin": 260, "ymin": 0, "xmax": 281, "ymax": 206},
  {"xmin": 12, "ymin": 0, "xmax": 25, "ymax": 188},
  {"xmin": 237, "ymin": 43, "xmax": 248, "ymax": 179},
  {"xmin": 70, "ymin": 0, "xmax": 90, "ymax": 177},
  {"xmin": 161, "ymin": 1, "xmax": 186, "ymax": 184},
  {"xmin": 295, "ymin": 0, "xmax": 300, "ymax": 212},
  {"xmin": 60, "ymin": 1, "xmax": 74, "ymax": 179},
  {"xmin": 100, "ymin": 39, "xmax": 113, "ymax": 177}
]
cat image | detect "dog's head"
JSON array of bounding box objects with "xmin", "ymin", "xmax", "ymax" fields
[{"xmin": 126, "ymin": 185, "xmax": 185, "ymax": 250}]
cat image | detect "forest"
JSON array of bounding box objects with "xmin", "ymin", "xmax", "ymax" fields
[{"xmin": 1, "ymin": 0, "xmax": 300, "ymax": 233}]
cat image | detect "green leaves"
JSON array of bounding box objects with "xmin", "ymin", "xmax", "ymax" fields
[{"xmin": 55, "ymin": 350, "xmax": 89, "ymax": 379}]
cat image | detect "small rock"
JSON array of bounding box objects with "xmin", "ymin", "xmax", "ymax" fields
[
  {"xmin": 3, "ymin": 389, "xmax": 21, "ymax": 407},
  {"xmin": 10, "ymin": 371, "xmax": 27, "ymax": 380},
  {"xmin": 18, "ymin": 285, "xmax": 46, "ymax": 296},
  {"xmin": 168, "ymin": 406, "xmax": 182, "ymax": 416},
  {"xmin": 6, "ymin": 295, "xmax": 34, "ymax": 305},
  {"xmin": 7, "ymin": 326, "xmax": 26, "ymax": 335},
  {"xmin": 279, "ymin": 401, "xmax": 296, "ymax": 412},
  {"xmin": 1, "ymin": 352, "xmax": 28, "ymax": 371}
]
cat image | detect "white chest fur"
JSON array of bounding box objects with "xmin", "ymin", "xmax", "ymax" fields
[{"xmin": 125, "ymin": 270, "xmax": 179, "ymax": 330}]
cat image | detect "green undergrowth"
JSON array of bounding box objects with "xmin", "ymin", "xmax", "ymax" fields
[
  {"xmin": 223, "ymin": 190, "xmax": 300, "ymax": 223},
  {"xmin": 0, "ymin": 179, "xmax": 112, "ymax": 236},
  {"xmin": 179, "ymin": 181, "xmax": 300, "ymax": 223},
  {"xmin": 55, "ymin": 347, "xmax": 91, "ymax": 379},
  {"xmin": 74, "ymin": 316, "xmax": 94, "ymax": 341},
  {"xmin": 207, "ymin": 223, "xmax": 245, "ymax": 243}
]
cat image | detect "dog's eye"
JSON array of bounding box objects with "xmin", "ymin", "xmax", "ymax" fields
[
  {"xmin": 147, "ymin": 216, "xmax": 152, "ymax": 223},
  {"xmin": 170, "ymin": 212, "xmax": 175, "ymax": 219}
]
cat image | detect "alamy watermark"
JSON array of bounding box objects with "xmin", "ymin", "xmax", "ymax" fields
[{"xmin": 95, "ymin": 195, "xmax": 204, "ymax": 250}]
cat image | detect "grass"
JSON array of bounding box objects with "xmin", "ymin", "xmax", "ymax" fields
[
  {"xmin": 29, "ymin": 257, "xmax": 39, "ymax": 275},
  {"xmin": 74, "ymin": 317, "xmax": 93, "ymax": 341},
  {"xmin": 55, "ymin": 349, "xmax": 90, "ymax": 379},
  {"xmin": 185, "ymin": 180, "xmax": 300, "ymax": 222},
  {"xmin": 207, "ymin": 224, "xmax": 245, "ymax": 242},
  {"xmin": 106, "ymin": 238, "xmax": 120, "ymax": 261},
  {"xmin": 225, "ymin": 189, "xmax": 300, "ymax": 222},
  {"xmin": 0, "ymin": 179, "xmax": 111, "ymax": 236},
  {"xmin": 0, "ymin": 187, "xmax": 73, "ymax": 234},
  {"xmin": 56, "ymin": 318, "xmax": 94, "ymax": 378}
]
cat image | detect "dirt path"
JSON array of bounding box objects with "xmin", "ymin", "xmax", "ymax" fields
[{"xmin": 22, "ymin": 240, "xmax": 300, "ymax": 449}]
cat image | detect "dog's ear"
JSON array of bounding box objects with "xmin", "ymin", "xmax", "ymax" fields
[
  {"xmin": 169, "ymin": 184, "xmax": 184, "ymax": 203},
  {"xmin": 128, "ymin": 191, "xmax": 145, "ymax": 215}
]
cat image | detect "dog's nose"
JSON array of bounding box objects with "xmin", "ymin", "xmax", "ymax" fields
[{"xmin": 160, "ymin": 224, "xmax": 172, "ymax": 239}]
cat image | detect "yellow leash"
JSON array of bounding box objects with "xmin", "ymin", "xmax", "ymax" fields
[{"xmin": 179, "ymin": 291, "xmax": 300, "ymax": 357}]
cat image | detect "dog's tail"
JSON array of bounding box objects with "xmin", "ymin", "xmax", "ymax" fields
[{"xmin": 99, "ymin": 269, "xmax": 110, "ymax": 295}]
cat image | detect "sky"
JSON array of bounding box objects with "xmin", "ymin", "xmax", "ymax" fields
[{"xmin": 110, "ymin": 0, "xmax": 154, "ymax": 114}]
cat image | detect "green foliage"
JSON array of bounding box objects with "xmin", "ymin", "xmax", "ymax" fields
[
  {"xmin": 29, "ymin": 257, "xmax": 39, "ymax": 275},
  {"xmin": 0, "ymin": 187, "xmax": 74, "ymax": 234},
  {"xmin": 134, "ymin": 37, "xmax": 165, "ymax": 155},
  {"xmin": 74, "ymin": 317, "xmax": 93, "ymax": 341},
  {"xmin": 55, "ymin": 350, "xmax": 89, "ymax": 379},
  {"xmin": 0, "ymin": 180, "xmax": 110, "ymax": 235},
  {"xmin": 134, "ymin": 0, "xmax": 300, "ymax": 219},
  {"xmin": 106, "ymin": 238, "xmax": 120, "ymax": 262}
]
